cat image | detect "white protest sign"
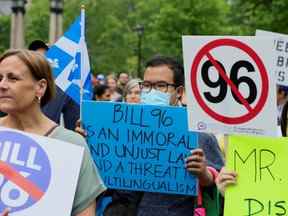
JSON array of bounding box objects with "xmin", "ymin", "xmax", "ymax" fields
[
  {"xmin": 182, "ymin": 36, "xmax": 277, "ymax": 136},
  {"xmin": 256, "ymin": 29, "xmax": 288, "ymax": 86},
  {"xmin": 0, "ymin": 127, "xmax": 84, "ymax": 215}
]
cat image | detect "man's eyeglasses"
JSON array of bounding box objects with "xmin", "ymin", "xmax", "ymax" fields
[{"xmin": 139, "ymin": 81, "xmax": 176, "ymax": 93}]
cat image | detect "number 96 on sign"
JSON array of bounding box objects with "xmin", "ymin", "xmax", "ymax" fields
[
  {"xmin": 198, "ymin": 58, "xmax": 264, "ymax": 116},
  {"xmin": 201, "ymin": 60, "xmax": 257, "ymax": 105}
]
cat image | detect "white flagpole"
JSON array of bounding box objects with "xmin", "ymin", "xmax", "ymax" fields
[{"xmin": 80, "ymin": 5, "xmax": 85, "ymax": 122}]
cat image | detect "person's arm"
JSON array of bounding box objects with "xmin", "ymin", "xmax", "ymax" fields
[
  {"xmin": 75, "ymin": 201, "xmax": 96, "ymax": 216},
  {"xmin": 68, "ymin": 133, "xmax": 106, "ymax": 216},
  {"xmin": 185, "ymin": 148, "xmax": 214, "ymax": 186},
  {"xmin": 215, "ymin": 167, "xmax": 237, "ymax": 196},
  {"xmin": 62, "ymin": 95, "xmax": 80, "ymax": 131}
]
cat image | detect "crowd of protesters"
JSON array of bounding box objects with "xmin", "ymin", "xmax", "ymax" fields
[
  {"xmin": 90, "ymin": 72, "xmax": 142, "ymax": 104},
  {"xmin": 1, "ymin": 37, "xmax": 288, "ymax": 216}
]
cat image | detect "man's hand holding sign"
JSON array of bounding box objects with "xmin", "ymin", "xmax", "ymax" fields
[{"xmin": 185, "ymin": 149, "xmax": 212, "ymax": 186}]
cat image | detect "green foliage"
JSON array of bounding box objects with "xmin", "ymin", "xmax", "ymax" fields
[
  {"xmin": 131, "ymin": 0, "xmax": 230, "ymax": 61},
  {"xmin": 82, "ymin": 0, "xmax": 230, "ymax": 76},
  {"xmin": 229, "ymin": 0, "xmax": 288, "ymax": 35},
  {"xmin": 64, "ymin": 0, "xmax": 136, "ymax": 75},
  {"xmin": 25, "ymin": 0, "xmax": 50, "ymax": 47},
  {"xmin": 0, "ymin": 16, "xmax": 10, "ymax": 54},
  {"xmin": 2, "ymin": 0, "xmax": 288, "ymax": 76}
]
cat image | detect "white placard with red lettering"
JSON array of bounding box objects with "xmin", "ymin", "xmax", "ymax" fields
[
  {"xmin": 256, "ymin": 29, "xmax": 288, "ymax": 86},
  {"xmin": 0, "ymin": 127, "xmax": 84, "ymax": 215},
  {"xmin": 182, "ymin": 36, "xmax": 277, "ymax": 136}
]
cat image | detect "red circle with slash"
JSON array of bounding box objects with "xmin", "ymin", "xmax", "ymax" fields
[{"xmin": 190, "ymin": 38, "xmax": 269, "ymax": 124}]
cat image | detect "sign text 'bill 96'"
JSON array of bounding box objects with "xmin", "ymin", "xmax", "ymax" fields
[{"xmin": 0, "ymin": 131, "xmax": 51, "ymax": 213}]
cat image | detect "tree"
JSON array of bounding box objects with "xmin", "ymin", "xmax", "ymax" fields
[
  {"xmin": 64, "ymin": 0, "xmax": 137, "ymax": 75},
  {"xmin": 130, "ymin": 0, "xmax": 230, "ymax": 61},
  {"xmin": 6, "ymin": 0, "xmax": 288, "ymax": 77},
  {"xmin": 25, "ymin": 0, "xmax": 50, "ymax": 46},
  {"xmin": 228, "ymin": 0, "xmax": 288, "ymax": 35},
  {"xmin": 0, "ymin": 16, "xmax": 10, "ymax": 53},
  {"xmin": 0, "ymin": 0, "xmax": 232, "ymax": 75}
]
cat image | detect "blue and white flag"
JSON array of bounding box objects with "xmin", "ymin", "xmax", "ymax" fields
[{"xmin": 46, "ymin": 12, "xmax": 92, "ymax": 105}]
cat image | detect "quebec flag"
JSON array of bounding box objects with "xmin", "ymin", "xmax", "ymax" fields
[{"xmin": 46, "ymin": 15, "xmax": 93, "ymax": 104}]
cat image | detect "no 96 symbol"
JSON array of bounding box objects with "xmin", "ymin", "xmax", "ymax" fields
[{"xmin": 202, "ymin": 60, "xmax": 257, "ymax": 104}]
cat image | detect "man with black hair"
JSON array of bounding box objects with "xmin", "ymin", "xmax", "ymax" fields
[
  {"xmin": 28, "ymin": 39, "xmax": 80, "ymax": 130},
  {"xmin": 136, "ymin": 55, "xmax": 224, "ymax": 215},
  {"xmin": 102, "ymin": 56, "xmax": 224, "ymax": 216},
  {"xmin": 140, "ymin": 55, "xmax": 185, "ymax": 106},
  {"xmin": 28, "ymin": 40, "xmax": 49, "ymax": 54}
]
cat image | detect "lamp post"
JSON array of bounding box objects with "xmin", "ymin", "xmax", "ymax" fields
[
  {"xmin": 10, "ymin": 0, "xmax": 26, "ymax": 48},
  {"xmin": 49, "ymin": 0, "xmax": 63, "ymax": 44},
  {"xmin": 134, "ymin": 24, "xmax": 144, "ymax": 78}
]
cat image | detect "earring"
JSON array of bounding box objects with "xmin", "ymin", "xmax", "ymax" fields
[{"xmin": 36, "ymin": 96, "xmax": 41, "ymax": 104}]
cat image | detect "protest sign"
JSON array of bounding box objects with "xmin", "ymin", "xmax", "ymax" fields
[
  {"xmin": 82, "ymin": 101, "xmax": 198, "ymax": 196},
  {"xmin": 0, "ymin": 127, "xmax": 83, "ymax": 215},
  {"xmin": 224, "ymin": 135, "xmax": 288, "ymax": 216},
  {"xmin": 256, "ymin": 29, "xmax": 288, "ymax": 86},
  {"xmin": 182, "ymin": 36, "xmax": 277, "ymax": 136}
]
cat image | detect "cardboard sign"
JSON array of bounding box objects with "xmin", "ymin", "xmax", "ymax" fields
[
  {"xmin": 0, "ymin": 127, "xmax": 83, "ymax": 215},
  {"xmin": 82, "ymin": 101, "xmax": 198, "ymax": 196},
  {"xmin": 256, "ymin": 29, "xmax": 288, "ymax": 86},
  {"xmin": 182, "ymin": 36, "xmax": 277, "ymax": 136},
  {"xmin": 224, "ymin": 135, "xmax": 288, "ymax": 216}
]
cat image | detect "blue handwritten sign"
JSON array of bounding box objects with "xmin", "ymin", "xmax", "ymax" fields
[{"xmin": 82, "ymin": 101, "xmax": 198, "ymax": 196}]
